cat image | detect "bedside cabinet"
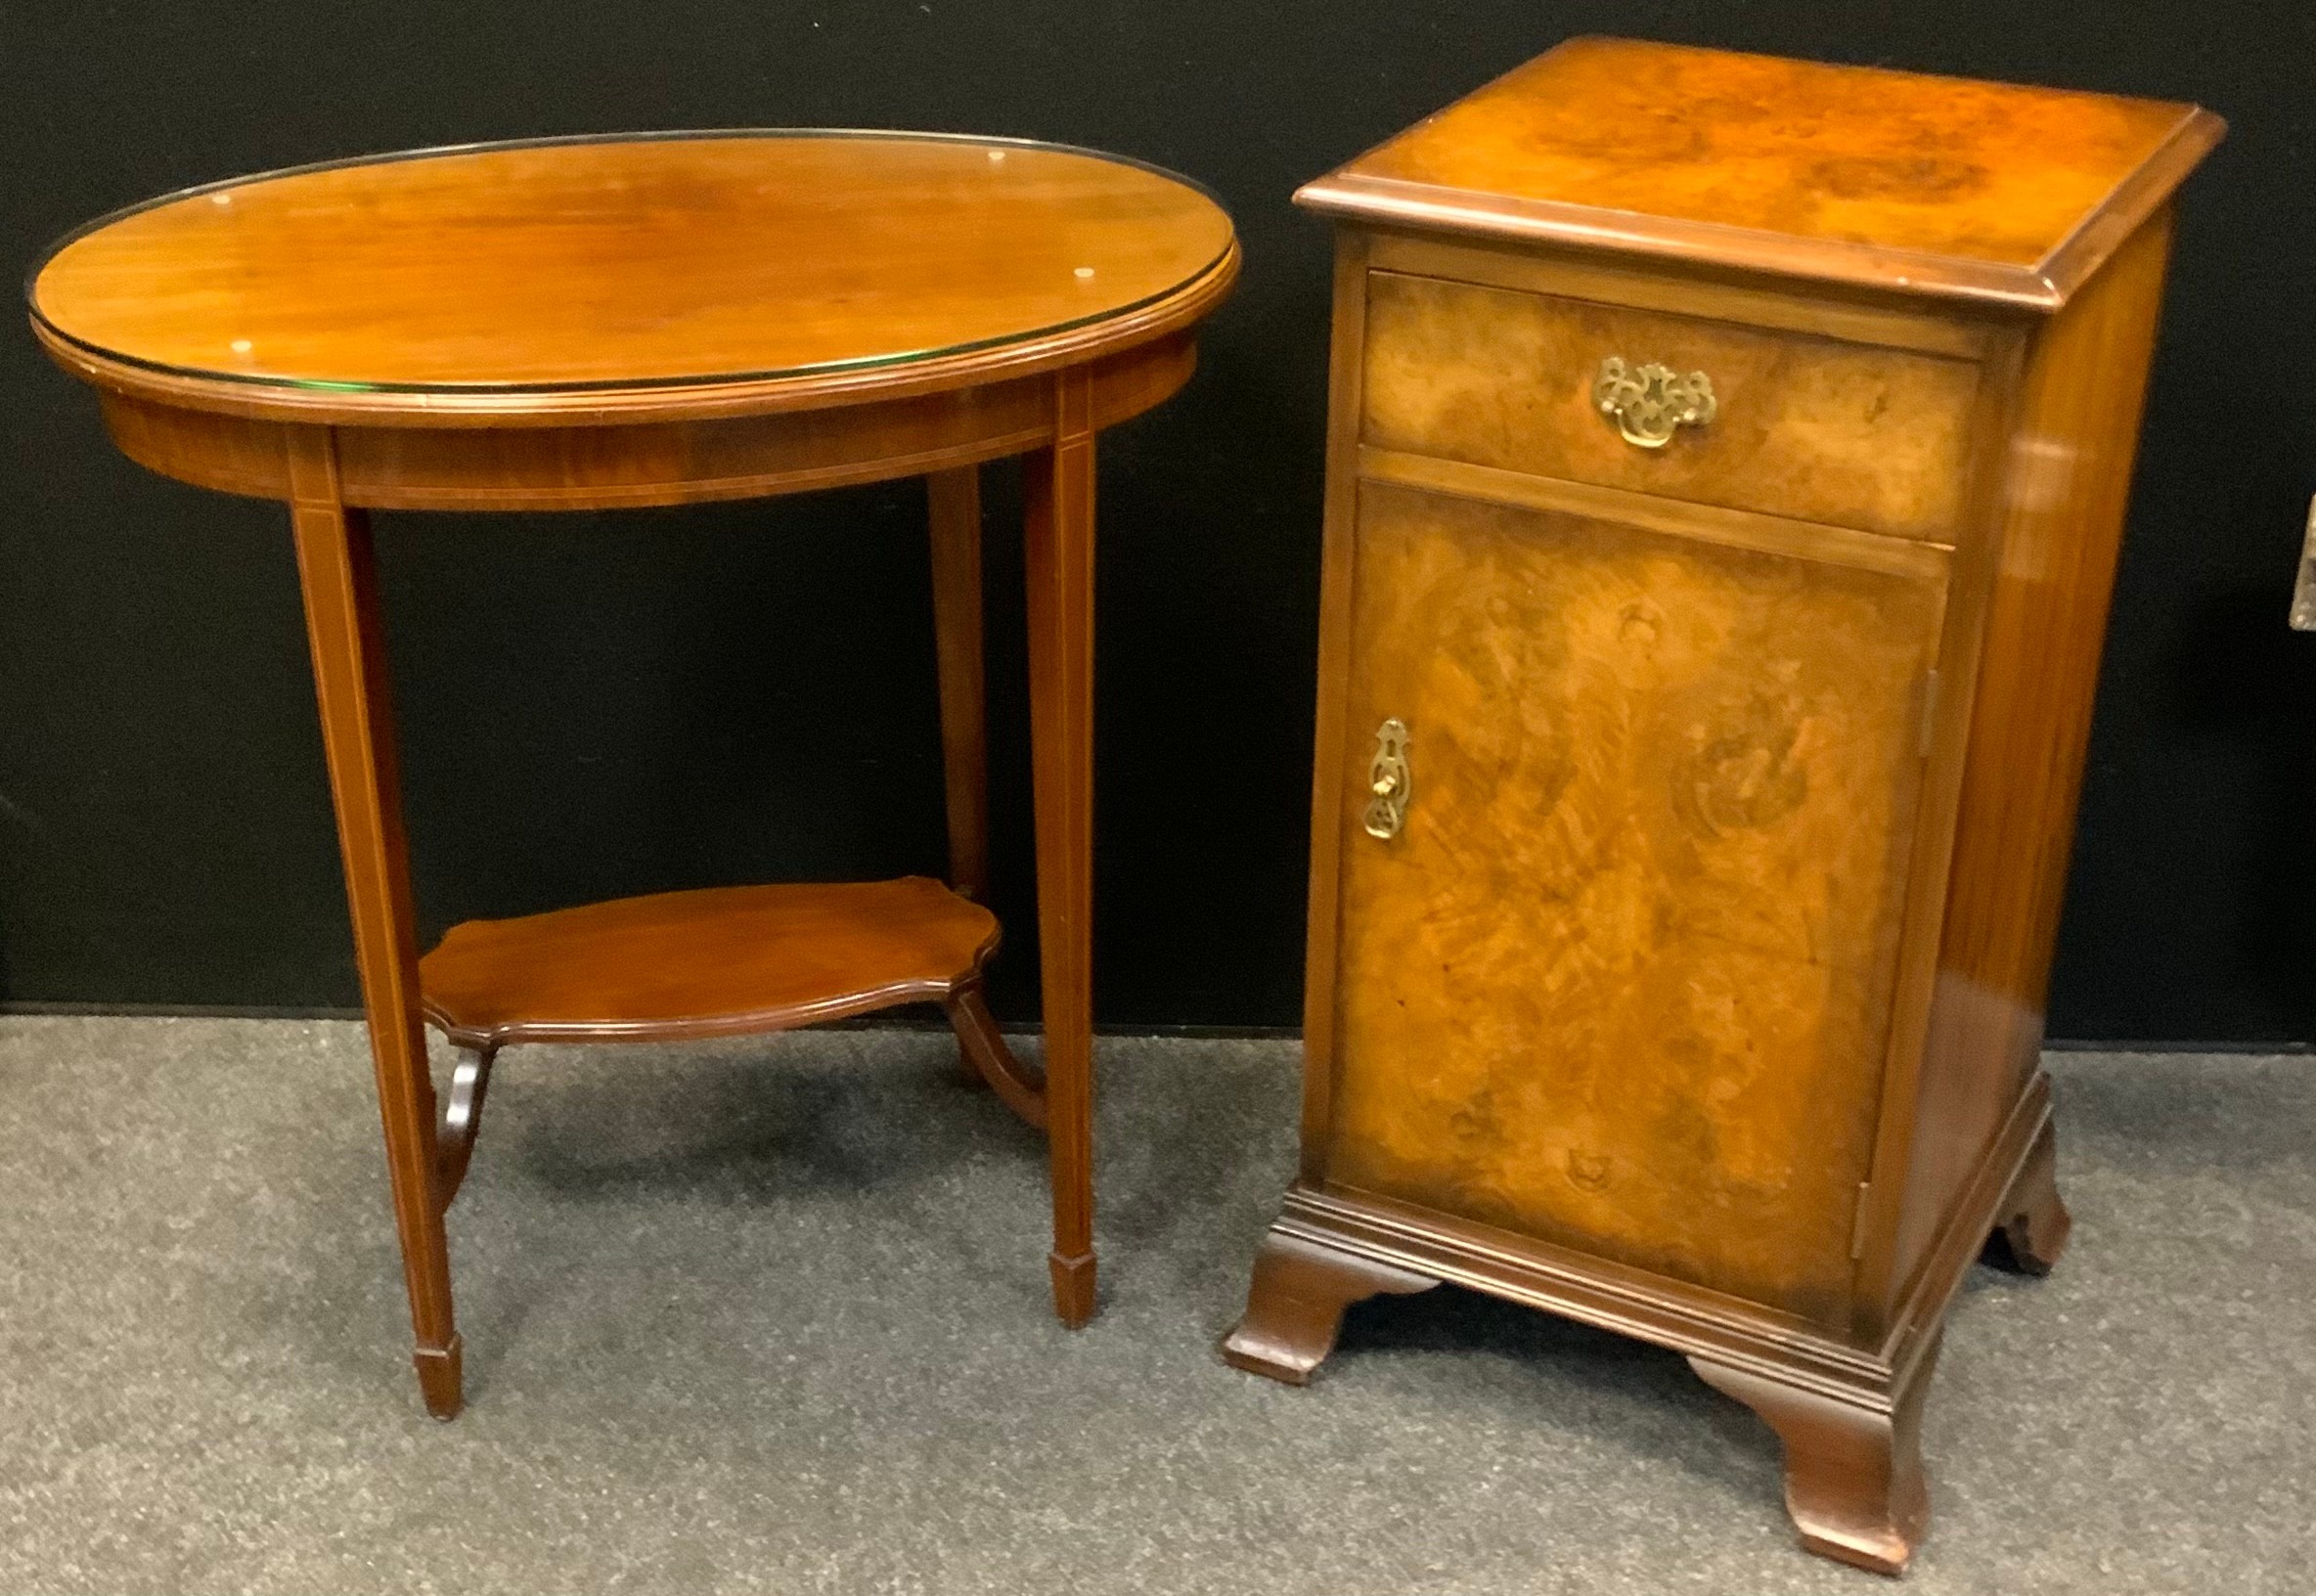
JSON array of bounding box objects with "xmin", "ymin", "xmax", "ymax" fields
[{"xmin": 1225, "ymin": 38, "xmax": 2221, "ymax": 1574}]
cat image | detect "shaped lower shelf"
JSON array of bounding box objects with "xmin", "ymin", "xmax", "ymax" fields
[{"xmin": 418, "ymin": 875, "xmax": 1000, "ymax": 1049}]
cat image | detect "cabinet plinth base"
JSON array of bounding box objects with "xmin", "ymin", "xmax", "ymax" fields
[
  {"xmin": 1990, "ymin": 1119, "xmax": 2071, "ymax": 1275},
  {"xmin": 1691, "ymin": 1336, "xmax": 1940, "ymax": 1575},
  {"xmin": 1222, "ymin": 1226, "xmax": 1440, "ymax": 1384},
  {"xmin": 1230, "ymin": 1081, "xmax": 2070, "ymax": 1574}
]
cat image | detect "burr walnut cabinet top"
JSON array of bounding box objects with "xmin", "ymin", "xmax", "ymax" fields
[
  {"xmin": 1299, "ymin": 36, "xmax": 2221, "ymax": 310},
  {"xmin": 26, "ymin": 130, "xmax": 1238, "ymax": 424}
]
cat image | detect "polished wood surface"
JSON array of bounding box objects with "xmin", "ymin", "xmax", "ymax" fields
[
  {"xmin": 1882, "ymin": 211, "xmax": 2175, "ymax": 1307},
  {"xmin": 36, "ymin": 132, "xmax": 1237, "ymax": 1414},
  {"xmin": 1021, "ymin": 370, "xmax": 1101, "ymax": 1328},
  {"xmin": 419, "ymin": 877, "xmax": 1049, "ymax": 1193},
  {"xmin": 1303, "ymin": 37, "xmax": 2221, "ymax": 309},
  {"xmin": 1218, "ymin": 1227, "xmax": 1438, "ymax": 1386},
  {"xmin": 30, "ymin": 133, "xmax": 1235, "ymax": 416},
  {"xmin": 1233, "ymin": 40, "xmax": 2218, "ymax": 1574},
  {"xmin": 285, "ymin": 432, "xmax": 460, "ymax": 1418},
  {"xmin": 1361, "ymin": 270, "xmax": 1982, "ymax": 540},
  {"xmin": 1990, "ymin": 1121, "xmax": 2072, "ymax": 1276},
  {"xmin": 1358, "ymin": 448, "xmax": 1952, "ymax": 583},
  {"xmin": 419, "ymin": 877, "xmax": 1000, "ymax": 1046},
  {"xmin": 1691, "ymin": 1331, "xmax": 1944, "ymax": 1574},
  {"xmin": 1364, "ymin": 232, "xmax": 1998, "ymax": 361},
  {"xmin": 928, "ymin": 467, "xmax": 993, "ymax": 902},
  {"xmin": 1293, "ymin": 232, "xmax": 1379, "ymax": 1186},
  {"xmin": 86, "ymin": 334, "xmax": 1200, "ymax": 508},
  {"xmin": 1326, "ymin": 482, "xmax": 1943, "ymax": 1327}
]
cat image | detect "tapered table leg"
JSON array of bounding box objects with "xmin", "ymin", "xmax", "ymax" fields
[
  {"xmin": 927, "ymin": 466, "xmax": 991, "ymax": 904},
  {"xmin": 928, "ymin": 466, "xmax": 996, "ymax": 1086},
  {"xmin": 1022, "ymin": 376, "xmax": 1098, "ymax": 1327},
  {"xmin": 286, "ymin": 427, "xmax": 463, "ymax": 1419}
]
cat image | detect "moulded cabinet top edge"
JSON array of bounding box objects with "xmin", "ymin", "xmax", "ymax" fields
[{"xmin": 1296, "ymin": 37, "xmax": 2223, "ymax": 313}]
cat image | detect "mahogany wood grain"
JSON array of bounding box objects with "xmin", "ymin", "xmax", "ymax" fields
[
  {"xmin": 1691, "ymin": 1331, "xmax": 1944, "ymax": 1575},
  {"xmin": 1883, "ymin": 210, "xmax": 2177, "ymax": 1308},
  {"xmin": 284, "ymin": 430, "xmax": 462, "ymax": 1420},
  {"xmin": 30, "ymin": 133, "xmax": 1236, "ymax": 421},
  {"xmin": 1233, "ymin": 40, "xmax": 2218, "ymax": 1574},
  {"xmin": 1302, "ymin": 37, "xmax": 2221, "ymax": 310},
  {"xmin": 1842, "ymin": 324, "xmax": 2032, "ymax": 1352},
  {"xmin": 947, "ymin": 985, "xmax": 1048, "ymax": 1132},
  {"xmin": 1989, "ymin": 1120, "xmax": 2071, "ymax": 1275},
  {"xmin": 1022, "ymin": 367, "xmax": 1100, "ymax": 1328},
  {"xmin": 1264, "ymin": 1180, "xmax": 1883, "ymax": 1383},
  {"xmin": 424, "ymin": 951, "xmax": 1052, "ymax": 1149},
  {"xmin": 418, "ymin": 878, "xmax": 1002, "ymax": 1047},
  {"xmin": 928, "ymin": 467, "xmax": 992, "ymax": 902},
  {"xmin": 1219, "ymin": 1228, "xmax": 1438, "ymax": 1385},
  {"xmin": 86, "ymin": 334, "xmax": 1200, "ymax": 511},
  {"xmin": 1294, "ymin": 233, "xmax": 1375, "ymax": 1182},
  {"xmin": 1870, "ymin": 1072, "xmax": 2057, "ymax": 1397},
  {"xmin": 435, "ymin": 1042, "xmax": 496, "ymax": 1210},
  {"xmin": 1360, "ymin": 270, "xmax": 1982, "ymax": 540},
  {"xmin": 35, "ymin": 130, "xmax": 1236, "ymax": 1412}
]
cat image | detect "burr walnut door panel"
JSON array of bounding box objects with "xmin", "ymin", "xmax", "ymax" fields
[{"xmin": 1323, "ymin": 481, "xmax": 1948, "ymax": 1326}]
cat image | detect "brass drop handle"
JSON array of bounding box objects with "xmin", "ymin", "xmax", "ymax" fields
[
  {"xmin": 1363, "ymin": 718, "xmax": 1410, "ymax": 840},
  {"xmin": 1594, "ymin": 356, "xmax": 1716, "ymax": 449}
]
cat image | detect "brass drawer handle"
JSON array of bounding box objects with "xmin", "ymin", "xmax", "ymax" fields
[
  {"xmin": 1594, "ymin": 357, "xmax": 1716, "ymax": 449},
  {"xmin": 1363, "ymin": 718, "xmax": 1410, "ymax": 840}
]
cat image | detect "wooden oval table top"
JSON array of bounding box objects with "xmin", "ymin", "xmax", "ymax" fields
[{"xmin": 27, "ymin": 131, "xmax": 1239, "ymax": 424}]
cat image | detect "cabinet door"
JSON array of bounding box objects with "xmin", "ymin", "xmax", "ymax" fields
[{"xmin": 1321, "ymin": 481, "xmax": 1947, "ymax": 1326}]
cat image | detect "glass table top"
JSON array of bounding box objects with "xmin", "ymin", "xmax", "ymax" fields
[{"xmin": 28, "ymin": 131, "xmax": 1237, "ymax": 396}]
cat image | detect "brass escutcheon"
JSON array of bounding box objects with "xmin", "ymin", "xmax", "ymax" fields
[
  {"xmin": 1363, "ymin": 718, "xmax": 1410, "ymax": 840},
  {"xmin": 1593, "ymin": 356, "xmax": 1716, "ymax": 449}
]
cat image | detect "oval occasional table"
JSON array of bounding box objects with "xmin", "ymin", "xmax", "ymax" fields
[{"xmin": 28, "ymin": 130, "xmax": 1238, "ymax": 1418}]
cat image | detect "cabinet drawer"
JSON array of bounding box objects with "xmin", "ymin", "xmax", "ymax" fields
[
  {"xmin": 1323, "ymin": 480, "xmax": 1947, "ymax": 1325},
  {"xmin": 1361, "ymin": 270, "xmax": 1982, "ymax": 542}
]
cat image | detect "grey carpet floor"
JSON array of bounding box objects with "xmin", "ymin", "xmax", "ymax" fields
[{"xmin": 0, "ymin": 1017, "xmax": 2309, "ymax": 1594}]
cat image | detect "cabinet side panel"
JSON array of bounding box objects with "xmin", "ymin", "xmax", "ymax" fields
[
  {"xmin": 1299, "ymin": 232, "xmax": 1373, "ymax": 1175},
  {"xmin": 1889, "ymin": 209, "xmax": 2176, "ymax": 1296}
]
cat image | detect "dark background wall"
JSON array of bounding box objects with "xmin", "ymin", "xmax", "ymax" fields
[{"xmin": 2, "ymin": 3, "xmax": 2310, "ymax": 1042}]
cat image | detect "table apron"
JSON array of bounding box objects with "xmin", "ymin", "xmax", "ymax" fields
[{"xmin": 93, "ymin": 333, "xmax": 1196, "ymax": 510}]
